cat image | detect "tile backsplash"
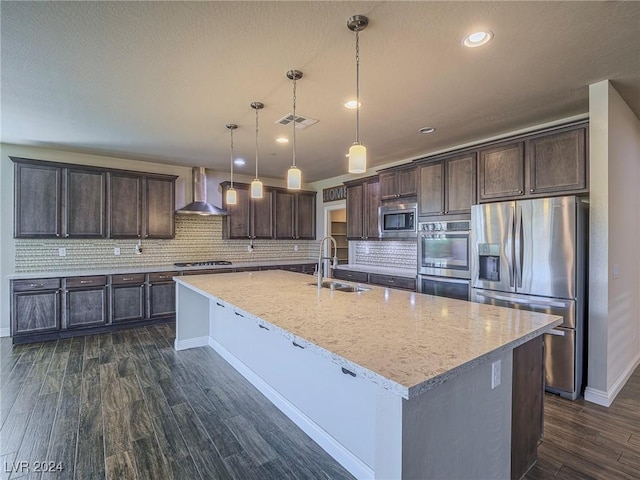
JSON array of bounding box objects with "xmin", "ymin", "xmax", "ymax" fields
[
  {"xmin": 352, "ymin": 240, "xmax": 417, "ymax": 270},
  {"xmin": 14, "ymin": 216, "xmax": 318, "ymax": 273}
]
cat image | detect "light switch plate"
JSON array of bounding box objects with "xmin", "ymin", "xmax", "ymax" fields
[
  {"xmin": 114, "ymin": 247, "xmax": 121, "ymax": 256},
  {"xmin": 58, "ymin": 247, "xmax": 66, "ymax": 257}
]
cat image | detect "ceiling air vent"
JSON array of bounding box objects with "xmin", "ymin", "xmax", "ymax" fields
[{"xmin": 275, "ymin": 113, "xmax": 319, "ymax": 130}]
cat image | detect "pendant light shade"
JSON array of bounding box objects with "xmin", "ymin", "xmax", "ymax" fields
[
  {"xmin": 348, "ymin": 144, "xmax": 367, "ymax": 174},
  {"xmin": 250, "ymin": 101, "xmax": 264, "ymax": 199},
  {"xmin": 286, "ymin": 69, "xmax": 303, "ymax": 189},
  {"xmin": 225, "ymin": 123, "xmax": 238, "ymax": 205},
  {"xmin": 347, "ymin": 15, "xmax": 369, "ymax": 174},
  {"xmin": 287, "ymin": 166, "xmax": 302, "ymax": 189}
]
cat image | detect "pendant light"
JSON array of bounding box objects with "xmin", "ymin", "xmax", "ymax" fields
[
  {"xmin": 347, "ymin": 15, "xmax": 369, "ymax": 174},
  {"xmin": 225, "ymin": 123, "xmax": 238, "ymax": 205},
  {"xmin": 250, "ymin": 101, "xmax": 264, "ymax": 199},
  {"xmin": 286, "ymin": 69, "xmax": 303, "ymax": 190}
]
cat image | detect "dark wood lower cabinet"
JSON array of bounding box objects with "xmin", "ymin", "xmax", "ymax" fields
[
  {"xmin": 111, "ymin": 274, "xmax": 146, "ymax": 323},
  {"xmin": 12, "ymin": 289, "xmax": 61, "ymax": 334},
  {"xmin": 65, "ymin": 276, "xmax": 108, "ymax": 328},
  {"xmin": 511, "ymin": 336, "xmax": 544, "ymax": 480},
  {"xmin": 147, "ymin": 273, "xmax": 178, "ymax": 319}
]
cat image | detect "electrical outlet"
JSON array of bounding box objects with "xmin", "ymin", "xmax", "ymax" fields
[
  {"xmin": 294, "ymin": 244, "xmax": 299, "ymax": 252},
  {"xmin": 613, "ymin": 264, "xmax": 619, "ymax": 279},
  {"xmin": 491, "ymin": 360, "xmax": 501, "ymax": 389},
  {"xmin": 58, "ymin": 247, "xmax": 66, "ymax": 257},
  {"xmin": 247, "ymin": 244, "xmax": 253, "ymax": 252},
  {"xmin": 114, "ymin": 247, "xmax": 121, "ymax": 256}
]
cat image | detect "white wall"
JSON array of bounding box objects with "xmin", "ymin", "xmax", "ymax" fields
[
  {"xmin": 585, "ymin": 81, "xmax": 640, "ymax": 406},
  {"xmin": 0, "ymin": 143, "xmax": 310, "ymax": 336}
]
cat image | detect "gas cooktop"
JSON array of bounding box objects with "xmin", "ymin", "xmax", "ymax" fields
[{"xmin": 174, "ymin": 260, "xmax": 233, "ymax": 267}]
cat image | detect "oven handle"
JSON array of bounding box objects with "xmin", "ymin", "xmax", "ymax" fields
[{"xmin": 419, "ymin": 275, "xmax": 470, "ymax": 285}]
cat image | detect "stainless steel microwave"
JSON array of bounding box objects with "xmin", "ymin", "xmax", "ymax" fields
[{"xmin": 378, "ymin": 203, "xmax": 417, "ymax": 239}]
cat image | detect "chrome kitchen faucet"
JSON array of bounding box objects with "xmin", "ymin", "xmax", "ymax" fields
[{"xmin": 316, "ymin": 236, "xmax": 338, "ymax": 287}]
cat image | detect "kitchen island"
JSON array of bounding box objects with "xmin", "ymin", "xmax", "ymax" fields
[{"xmin": 174, "ymin": 270, "xmax": 562, "ymax": 480}]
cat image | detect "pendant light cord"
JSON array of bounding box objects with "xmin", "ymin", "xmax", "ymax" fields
[
  {"xmin": 255, "ymin": 107, "xmax": 259, "ymax": 179},
  {"xmin": 230, "ymin": 127, "xmax": 235, "ymax": 188},
  {"xmin": 292, "ymin": 76, "xmax": 297, "ymax": 167},
  {"xmin": 355, "ymin": 28, "xmax": 360, "ymax": 145}
]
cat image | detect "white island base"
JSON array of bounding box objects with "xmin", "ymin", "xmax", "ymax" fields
[{"xmin": 173, "ymin": 277, "xmax": 549, "ymax": 480}]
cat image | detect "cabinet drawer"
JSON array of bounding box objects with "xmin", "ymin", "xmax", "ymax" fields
[
  {"xmin": 65, "ymin": 276, "xmax": 107, "ymax": 288},
  {"xmin": 148, "ymin": 272, "xmax": 179, "ymax": 282},
  {"xmin": 12, "ymin": 278, "xmax": 61, "ymax": 292},
  {"xmin": 333, "ymin": 269, "xmax": 368, "ymax": 283},
  {"xmin": 368, "ymin": 273, "xmax": 416, "ymax": 291},
  {"xmin": 112, "ymin": 273, "xmax": 145, "ymax": 285}
]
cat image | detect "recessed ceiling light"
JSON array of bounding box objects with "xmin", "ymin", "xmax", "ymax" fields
[
  {"xmin": 276, "ymin": 137, "xmax": 289, "ymax": 144},
  {"xmin": 344, "ymin": 100, "xmax": 361, "ymax": 109},
  {"xmin": 234, "ymin": 158, "xmax": 245, "ymax": 166},
  {"xmin": 419, "ymin": 127, "xmax": 436, "ymax": 134},
  {"xmin": 463, "ymin": 31, "xmax": 493, "ymax": 48}
]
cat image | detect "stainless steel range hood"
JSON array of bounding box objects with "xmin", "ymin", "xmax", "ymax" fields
[{"xmin": 176, "ymin": 167, "xmax": 228, "ymax": 216}]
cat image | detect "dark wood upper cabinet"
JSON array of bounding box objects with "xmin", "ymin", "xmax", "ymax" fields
[
  {"xmin": 445, "ymin": 153, "xmax": 476, "ymax": 215},
  {"xmin": 345, "ymin": 176, "xmax": 379, "ymax": 240},
  {"xmin": 14, "ymin": 161, "xmax": 62, "ymax": 238},
  {"xmin": 12, "ymin": 157, "xmax": 177, "ymax": 239},
  {"xmin": 478, "ymin": 124, "xmax": 587, "ymax": 202},
  {"xmin": 418, "ymin": 162, "xmax": 443, "ymax": 216},
  {"xmin": 478, "ymin": 142, "xmax": 525, "ymax": 201},
  {"xmin": 274, "ymin": 190, "xmax": 316, "ymax": 240},
  {"xmin": 145, "ymin": 175, "xmax": 175, "ymax": 239},
  {"xmin": 64, "ymin": 168, "xmax": 107, "ymax": 238},
  {"xmin": 252, "ymin": 189, "xmax": 274, "ymax": 239},
  {"xmin": 379, "ymin": 167, "xmax": 417, "ymax": 201},
  {"xmin": 109, "ymin": 172, "xmax": 142, "ymax": 238},
  {"xmin": 224, "ymin": 184, "xmax": 251, "ymax": 239},
  {"xmin": 295, "ymin": 192, "xmax": 316, "ymax": 240},
  {"xmin": 526, "ymin": 127, "xmax": 587, "ymax": 195}
]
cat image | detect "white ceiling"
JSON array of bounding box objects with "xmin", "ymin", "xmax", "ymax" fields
[{"xmin": 2, "ymin": 1, "xmax": 639, "ymax": 183}]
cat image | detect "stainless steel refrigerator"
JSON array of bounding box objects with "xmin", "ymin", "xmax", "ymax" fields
[{"xmin": 470, "ymin": 196, "xmax": 588, "ymax": 400}]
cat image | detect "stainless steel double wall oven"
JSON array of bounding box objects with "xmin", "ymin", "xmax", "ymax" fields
[{"xmin": 417, "ymin": 220, "xmax": 471, "ymax": 301}]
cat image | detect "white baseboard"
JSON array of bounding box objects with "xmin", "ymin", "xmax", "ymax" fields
[
  {"xmin": 207, "ymin": 337, "xmax": 374, "ymax": 480},
  {"xmin": 0, "ymin": 328, "xmax": 10, "ymax": 338},
  {"xmin": 585, "ymin": 352, "xmax": 640, "ymax": 407},
  {"xmin": 174, "ymin": 336, "xmax": 209, "ymax": 351}
]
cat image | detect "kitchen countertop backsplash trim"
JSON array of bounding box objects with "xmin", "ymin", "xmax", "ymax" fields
[{"xmin": 14, "ymin": 216, "xmax": 318, "ymax": 273}]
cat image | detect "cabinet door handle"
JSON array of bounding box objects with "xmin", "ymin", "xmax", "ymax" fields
[
  {"xmin": 234, "ymin": 311, "xmax": 244, "ymax": 317},
  {"xmin": 158, "ymin": 275, "xmax": 169, "ymax": 279},
  {"xmin": 341, "ymin": 367, "xmax": 356, "ymax": 377},
  {"xmin": 292, "ymin": 341, "xmax": 305, "ymax": 349},
  {"xmin": 216, "ymin": 302, "xmax": 225, "ymax": 307},
  {"xmin": 259, "ymin": 324, "xmax": 269, "ymax": 330},
  {"xmin": 29, "ymin": 283, "xmax": 44, "ymax": 288},
  {"xmin": 79, "ymin": 280, "xmax": 93, "ymax": 284},
  {"xmin": 122, "ymin": 277, "xmax": 134, "ymax": 281},
  {"xmin": 65, "ymin": 233, "xmax": 70, "ymax": 238},
  {"xmin": 518, "ymin": 190, "xmax": 523, "ymax": 194},
  {"xmin": 530, "ymin": 188, "xmax": 535, "ymax": 193},
  {"xmin": 56, "ymin": 233, "xmax": 60, "ymax": 237}
]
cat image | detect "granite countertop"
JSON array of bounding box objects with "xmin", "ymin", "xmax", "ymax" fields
[
  {"xmin": 335, "ymin": 264, "xmax": 416, "ymax": 278},
  {"xmin": 6, "ymin": 259, "xmax": 317, "ymax": 280},
  {"xmin": 175, "ymin": 270, "xmax": 562, "ymax": 399}
]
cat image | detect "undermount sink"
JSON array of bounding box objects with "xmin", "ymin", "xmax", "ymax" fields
[{"xmin": 309, "ymin": 280, "xmax": 371, "ymax": 293}]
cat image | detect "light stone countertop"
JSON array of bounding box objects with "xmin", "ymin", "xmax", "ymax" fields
[
  {"xmin": 175, "ymin": 270, "xmax": 562, "ymax": 399},
  {"xmin": 6, "ymin": 259, "xmax": 317, "ymax": 280},
  {"xmin": 335, "ymin": 264, "xmax": 416, "ymax": 278}
]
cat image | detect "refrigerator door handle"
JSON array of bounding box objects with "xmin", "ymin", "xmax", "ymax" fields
[
  {"xmin": 508, "ymin": 206, "xmax": 515, "ymax": 288},
  {"xmin": 514, "ymin": 205, "xmax": 523, "ymax": 289}
]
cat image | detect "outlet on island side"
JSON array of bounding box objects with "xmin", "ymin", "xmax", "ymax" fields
[{"xmin": 491, "ymin": 360, "xmax": 501, "ymax": 389}]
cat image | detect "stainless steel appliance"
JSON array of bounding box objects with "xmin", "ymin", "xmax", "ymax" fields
[
  {"xmin": 378, "ymin": 202, "xmax": 417, "ymax": 239},
  {"xmin": 470, "ymin": 196, "xmax": 588, "ymax": 400},
  {"xmin": 417, "ymin": 220, "xmax": 470, "ymax": 300}
]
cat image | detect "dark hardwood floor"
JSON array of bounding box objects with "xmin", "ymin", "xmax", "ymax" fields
[
  {"xmin": 0, "ymin": 324, "xmax": 354, "ymax": 480},
  {"xmin": 524, "ymin": 366, "xmax": 640, "ymax": 480},
  {"xmin": 2, "ymin": 324, "xmax": 639, "ymax": 480}
]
